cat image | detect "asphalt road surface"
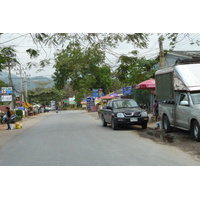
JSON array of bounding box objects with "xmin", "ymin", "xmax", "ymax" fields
[{"xmin": 0, "ymin": 110, "xmax": 199, "ymax": 166}]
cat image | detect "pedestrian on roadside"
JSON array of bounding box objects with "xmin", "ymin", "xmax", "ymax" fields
[
  {"xmin": 96, "ymin": 103, "xmax": 102, "ymax": 118},
  {"xmin": 55, "ymin": 105, "xmax": 59, "ymax": 113},
  {"xmin": 6, "ymin": 107, "xmax": 11, "ymax": 130},
  {"xmin": 153, "ymin": 99, "xmax": 159, "ymax": 121}
]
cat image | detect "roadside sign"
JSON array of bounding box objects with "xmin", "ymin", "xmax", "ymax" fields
[
  {"xmin": 1, "ymin": 87, "xmax": 13, "ymax": 94},
  {"xmin": 93, "ymin": 89, "xmax": 98, "ymax": 93},
  {"xmin": 69, "ymin": 97, "xmax": 76, "ymax": 104},
  {"xmin": 98, "ymin": 89, "xmax": 104, "ymax": 97},
  {"xmin": 86, "ymin": 98, "xmax": 91, "ymax": 102},
  {"xmin": 63, "ymin": 99, "xmax": 69, "ymax": 103},
  {"xmin": 92, "ymin": 89, "xmax": 98, "ymax": 97},
  {"xmin": 1, "ymin": 95, "xmax": 12, "ymax": 102},
  {"xmin": 16, "ymin": 96, "xmax": 20, "ymax": 103},
  {"xmin": 123, "ymin": 87, "xmax": 133, "ymax": 95},
  {"xmin": 23, "ymin": 102, "xmax": 31, "ymax": 108},
  {"xmin": 92, "ymin": 93, "xmax": 99, "ymax": 97},
  {"xmin": 1, "ymin": 88, "xmax": 6, "ymax": 94}
]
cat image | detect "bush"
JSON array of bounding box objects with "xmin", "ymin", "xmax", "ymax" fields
[
  {"xmin": 34, "ymin": 110, "xmax": 38, "ymax": 115},
  {"xmin": 16, "ymin": 116, "xmax": 22, "ymax": 122},
  {"xmin": 16, "ymin": 109, "xmax": 23, "ymax": 119}
]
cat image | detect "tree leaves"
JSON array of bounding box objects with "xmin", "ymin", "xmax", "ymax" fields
[
  {"xmin": 116, "ymin": 52, "xmax": 157, "ymax": 86},
  {"xmin": 53, "ymin": 42, "xmax": 113, "ymax": 95},
  {"xmin": 0, "ymin": 46, "xmax": 19, "ymax": 70},
  {"xmin": 26, "ymin": 48, "xmax": 39, "ymax": 58}
]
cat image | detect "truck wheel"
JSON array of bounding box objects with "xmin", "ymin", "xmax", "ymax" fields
[
  {"xmin": 111, "ymin": 117, "xmax": 118, "ymax": 130},
  {"xmin": 191, "ymin": 120, "xmax": 200, "ymax": 142},
  {"xmin": 141, "ymin": 123, "xmax": 147, "ymax": 129},
  {"xmin": 163, "ymin": 115, "xmax": 172, "ymax": 133},
  {"xmin": 102, "ymin": 115, "xmax": 107, "ymax": 127}
]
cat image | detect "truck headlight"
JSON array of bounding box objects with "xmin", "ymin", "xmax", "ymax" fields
[
  {"xmin": 117, "ymin": 113, "xmax": 125, "ymax": 117},
  {"xmin": 141, "ymin": 111, "xmax": 148, "ymax": 117}
]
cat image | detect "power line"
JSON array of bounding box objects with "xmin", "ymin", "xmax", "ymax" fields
[{"xmin": 0, "ymin": 33, "xmax": 29, "ymax": 44}]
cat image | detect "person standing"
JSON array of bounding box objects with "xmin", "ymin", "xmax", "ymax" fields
[
  {"xmin": 55, "ymin": 105, "xmax": 59, "ymax": 113},
  {"xmin": 6, "ymin": 107, "xmax": 11, "ymax": 130},
  {"xmin": 153, "ymin": 100, "xmax": 159, "ymax": 121}
]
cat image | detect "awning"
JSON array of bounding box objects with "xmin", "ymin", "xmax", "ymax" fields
[{"xmin": 135, "ymin": 79, "xmax": 155, "ymax": 90}]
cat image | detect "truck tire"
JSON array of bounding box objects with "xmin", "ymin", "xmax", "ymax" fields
[
  {"xmin": 163, "ymin": 115, "xmax": 172, "ymax": 133},
  {"xmin": 102, "ymin": 115, "xmax": 107, "ymax": 127},
  {"xmin": 141, "ymin": 123, "xmax": 147, "ymax": 129},
  {"xmin": 191, "ymin": 120, "xmax": 200, "ymax": 142},
  {"xmin": 111, "ymin": 117, "xmax": 118, "ymax": 130}
]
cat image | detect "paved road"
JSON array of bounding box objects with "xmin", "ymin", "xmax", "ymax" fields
[{"xmin": 0, "ymin": 110, "xmax": 199, "ymax": 166}]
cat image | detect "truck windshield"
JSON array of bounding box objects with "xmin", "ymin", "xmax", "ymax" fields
[
  {"xmin": 113, "ymin": 100, "xmax": 139, "ymax": 108},
  {"xmin": 191, "ymin": 92, "xmax": 200, "ymax": 105}
]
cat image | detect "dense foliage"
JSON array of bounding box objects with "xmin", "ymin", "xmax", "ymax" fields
[
  {"xmin": 0, "ymin": 46, "xmax": 19, "ymax": 71},
  {"xmin": 28, "ymin": 87, "xmax": 67, "ymax": 105},
  {"xmin": 52, "ymin": 42, "xmax": 113, "ymax": 103},
  {"xmin": 116, "ymin": 51, "xmax": 158, "ymax": 86},
  {"xmin": 16, "ymin": 109, "xmax": 23, "ymax": 121}
]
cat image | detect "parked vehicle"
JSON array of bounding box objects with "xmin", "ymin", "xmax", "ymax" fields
[
  {"xmin": 44, "ymin": 106, "xmax": 51, "ymax": 112},
  {"xmin": 50, "ymin": 101, "xmax": 56, "ymax": 111},
  {"xmin": 100, "ymin": 99, "xmax": 149, "ymax": 130},
  {"xmin": 2, "ymin": 114, "xmax": 17, "ymax": 124},
  {"xmin": 155, "ymin": 58, "xmax": 200, "ymax": 141}
]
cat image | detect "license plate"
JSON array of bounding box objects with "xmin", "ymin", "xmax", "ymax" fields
[{"xmin": 130, "ymin": 118, "xmax": 138, "ymax": 122}]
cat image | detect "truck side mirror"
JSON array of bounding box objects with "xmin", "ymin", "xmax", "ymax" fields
[
  {"xmin": 180, "ymin": 101, "xmax": 189, "ymax": 106},
  {"xmin": 106, "ymin": 106, "xmax": 112, "ymax": 110}
]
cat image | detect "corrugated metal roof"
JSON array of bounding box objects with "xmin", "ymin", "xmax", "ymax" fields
[{"xmin": 168, "ymin": 51, "xmax": 200, "ymax": 58}]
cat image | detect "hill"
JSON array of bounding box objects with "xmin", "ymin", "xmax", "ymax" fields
[{"xmin": 0, "ymin": 71, "xmax": 54, "ymax": 91}]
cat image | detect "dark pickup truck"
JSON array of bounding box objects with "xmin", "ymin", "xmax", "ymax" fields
[{"xmin": 100, "ymin": 99, "xmax": 149, "ymax": 130}]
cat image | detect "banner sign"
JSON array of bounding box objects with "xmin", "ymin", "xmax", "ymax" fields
[
  {"xmin": 92, "ymin": 89, "xmax": 98, "ymax": 93},
  {"xmin": 92, "ymin": 89, "xmax": 98, "ymax": 97},
  {"xmin": 63, "ymin": 99, "xmax": 69, "ymax": 103},
  {"xmin": 92, "ymin": 93, "xmax": 99, "ymax": 97},
  {"xmin": 98, "ymin": 89, "xmax": 104, "ymax": 97},
  {"xmin": 122, "ymin": 87, "xmax": 133, "ymax": 95},
  {"xmin": 86, "ymin": 97, "xmax": 92, "ymax": 102},
  {"xmin": 16, "ymin": 96, "xmax": 20, "ymax": 103},
  {"xmin": 1, "ymin": 87, "xmax": 13, "ymax": 94},
  {"xmin": 1, "ymin": 95, "xmax": 12, "ymax": 102}
]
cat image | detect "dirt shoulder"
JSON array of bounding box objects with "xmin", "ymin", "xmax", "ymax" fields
[
  {"xmin": 142, "ymin": 127, "xmax": 200, "ymax": 160},
  {"xmin": 0, "ymin": 112, "xmax": 51, "ymax": 149}
]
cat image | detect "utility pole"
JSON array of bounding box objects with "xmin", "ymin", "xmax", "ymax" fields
[
  {"xmin": 159, "ymin": 36, "xmax": 165, "ymax": 69},
  {"xmin": 19, "ymin": 65, "xmax": 24, "ymax": 103},
  {"xmin": 23, "ymin": 72, "xmax": 29, "ymax": 102},
  {"xmin": 8, "ymin": 63, "xmax": 14, "ymax": 88}
]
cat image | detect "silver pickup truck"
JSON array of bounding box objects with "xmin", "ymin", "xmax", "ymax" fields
[
  {"xmin": 159, "ymin": 91, "xmax": 200, "ymax": 141},
  {"xmin": 156, "ymin": 59, "xmax": 200, "ymax": 141}
]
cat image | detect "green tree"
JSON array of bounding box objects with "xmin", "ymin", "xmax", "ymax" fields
[
  {"xmin": 33, "ymin": 80, "xmax": 53, "ymax": 92},
  {"xmin": 116, "ymin": 51, "xmax": 158, "ymax": 86},
  {"xmin": 0, "ymin": 80, "xmax": 8, "ymax": 88},
  {"xmin": 106, "ymin": 70, "xmax": 124, "ymax": 93},
  {"xmin": 0, "ymin": 46, "xmax": 19, "ymax": 70},
  {"xmin": 53, "ymin": 42, "xmax": 113, "ymax": 96},
  {"xmin": 28, "ymin": 87, "xmax": 67, "ymax": 105}
]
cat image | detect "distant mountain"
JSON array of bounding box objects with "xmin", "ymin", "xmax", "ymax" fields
[{"xmin": 0, "ymin": 71, "xmax": 54, "ymax": 92}]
